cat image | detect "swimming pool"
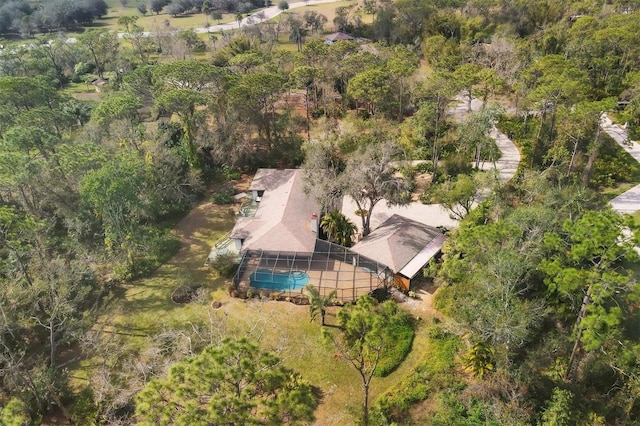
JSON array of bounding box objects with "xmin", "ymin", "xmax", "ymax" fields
[{"xmin": 249, "ymin": 269, "xmax": 310, "ymax": 291}]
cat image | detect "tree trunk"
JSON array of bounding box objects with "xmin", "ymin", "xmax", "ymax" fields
[
  {"xmin": 567, "ymin": 137, "xmax": 579, "ymax": 177},
  {"xmin": 581, "ymin": 126, "xmax": 603, "ymax": 188},
  {"xmin": 50, "ymin": 318, "xmax": 56, "ymax": 369},
  {"xmin": 565, "ymin": 291, "xmax": 590, "ymax": 383},
  {"xmin": 305, "ymin": 85, "xmax": 311, "ymax": 141},
  {"xmin": 43, "ymin": 377, "xmax": 72, "ymax": 423},
  {"xmin": 363, "ymin": 212, "xmax": 371, "ymax": 237},
  {"xmin": 363, "ymin": 382, "xmax": 370, "ymax": 426}
]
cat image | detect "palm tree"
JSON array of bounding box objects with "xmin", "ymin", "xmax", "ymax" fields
[
  {"xmin": 320, "ymin": 210, "xmax": 357, "ymax": 247},
  {"xmin": 304, "ymin": 284, "xmax": 337, "ymax": 326}
]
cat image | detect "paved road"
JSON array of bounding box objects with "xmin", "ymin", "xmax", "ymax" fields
[
  {"xmin": 195, "ymin": 0, "xmax": 346, "ymax": 33},
  {"xmin": 53, "ymin": 0, "xmax": 347, "ymax": 44},
  {"xmin": 602, "ymin": 114, "xmax": 640, "ymax": 214},
  {"xmin": 481, "ymin": 127, "xmax": 520, "ymax": 181},
  {"xmin": 451, "ymin": 94, "xmax": 521, "ymax": 182}
]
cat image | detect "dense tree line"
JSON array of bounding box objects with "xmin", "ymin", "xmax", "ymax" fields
[
  {"xmin": 426, "ymin": 174, "xmax": 640, "ymax": 424},
  {"xmin": 0, "ymin": 0, "xmax": 107, "ymax": 35}
]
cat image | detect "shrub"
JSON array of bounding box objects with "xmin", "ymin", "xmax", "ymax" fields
[
  {"xmin": 211, "ymin": 185, "xmax": 235, "ymax": 205},
  {"xmin": 226, "ymin": 283, "xmax": 238, "ymax": 297},
  {"xmin": 441, "ymin": 153, "xmax": 472, "ymax": 180},
  {"xmin": 172, "ymin": 277, "xmax": 202, "ymax": 304},
  {"xmin": 372, "ymin": 326, "xmax": 461, "ymax": 424},
  {"xmin": 375, "ymin": 319, "xmax": 414, "ymax": 377},
  {"xmin": 210, "ymin": 252, "xmax": 239, "ymax": 278},
  {"xmin": 114, "ymin": 229, "xmax": 181, "ymax": 281},
  {"xmin": 223, "ymin": 166, "xmax": 242, "ymax": 181},
  {"xmin": 414, "ymin": 162, "xmax": 434, "ymax": 173},
  {"xmin": 1, "ymin": 398, "xmax": 33, "ymax": 426}
]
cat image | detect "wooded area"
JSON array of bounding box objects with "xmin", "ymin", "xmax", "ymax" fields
[{"xmin": 1, "ymin": 0, "xmax": 640, "ymax": 424}]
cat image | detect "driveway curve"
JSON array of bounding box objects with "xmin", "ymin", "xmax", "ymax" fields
[
  {"xmin": 341, "ymin": 96, "xmax": 522, "ymax": 232},
  {"xmin": 119, "ymin": 0, "xmax": 346, "ymax": 38},
  {"xmin": 601, "ymin": 114, "xmax": 640, "ymax": 214}
]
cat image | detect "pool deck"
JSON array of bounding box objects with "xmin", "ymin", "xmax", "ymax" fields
[{"xmin": 235, "ymin": 254, "xmax": 387, "ymax": 302}]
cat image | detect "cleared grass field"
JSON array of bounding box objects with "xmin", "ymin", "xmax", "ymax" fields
[
  {"xmin": 98, "ymin": 0, "xmax": 360, "ymax": 34},
  {"xmin": 93, "ymin": 0, "xmax": 237, "ymax": 33}
]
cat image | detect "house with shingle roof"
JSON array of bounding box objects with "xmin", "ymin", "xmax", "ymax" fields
[
  {"xmin": 325, "ymin": 32, "xmax": 355, "ymax": 44},
  {"xmin": 230, "ymin": 169, "xmax": 320, "ymax": 252},
  {"xmin": 221, "ymin": 170, "xmax": 444, "ymax": 298},
  {"xmin": 349, "ymin": 214, "xmax": 446, "ymax": 290}
]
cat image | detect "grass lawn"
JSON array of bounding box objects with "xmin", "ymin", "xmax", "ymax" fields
[
  {"xmin": 75, "ymin": 0, "xmax": 237, "ymax": 34},
  {"xmin": 98, "ymin": 1, "xmax": 356, "ymax": 34},
  {"xmin": 280, "ymin": 1, "xmax": 360, "ymax": 25},
  {"xmin": 73, "ymin": 175, "xmax": 440, "ymax": 424}
]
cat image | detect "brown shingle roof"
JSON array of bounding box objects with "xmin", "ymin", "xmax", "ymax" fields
[
  {"xmin": 325, "ymin": 32, "xmax": 355, "ymax": 42},
  {"xmin": 350, "ymin": 214, "xmax": 445, "ymax": 275},
  {"xmin": 230, "ymin": 169, "xmax": 319, "ymax": 252}
]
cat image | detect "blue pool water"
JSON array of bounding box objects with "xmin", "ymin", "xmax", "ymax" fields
[{"xmin": 249, "ymin": 269, "xmax": 310, "ymax": 290}]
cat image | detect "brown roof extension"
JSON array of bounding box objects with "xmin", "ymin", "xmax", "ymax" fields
[{"xmin": 350, "ymin": 214, "xmax": 445, "ymax": 278}]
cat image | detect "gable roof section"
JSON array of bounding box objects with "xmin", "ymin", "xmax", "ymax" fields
[
  {"xmin": 350, "ymin": 214, "xmax": 445, "ymax": 278},
  {"xmin": 326, "ymin": 32, "xmax": 355, "ymax": 42},
  {"xmin": 230, "ymin": 169, "xmax": 319, "ymax": 253}
]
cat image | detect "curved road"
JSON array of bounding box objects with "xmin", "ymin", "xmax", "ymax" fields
[
  {"xmin": 601, "ymin": 114, "xmax": 640, "ymax": 214},
  {"xmin": 55, "ymin": 0, "xmax": 347, "ymax": 44},
  {"xmin": 341, "ymin": 96, "xmax": 522, "ymax": 231},
  {"xmin": 450, "ymin": 95, "xmax": 521, "ymax": 182},
  {"xmin": 121, "ymin": 0, "xmax": 346, "ymax": 39}
]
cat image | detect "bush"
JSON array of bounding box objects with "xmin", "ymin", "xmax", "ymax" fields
[
  {"xmin": 278, "ymin": 0, "xmax": 289, "ymax": 10},
  {"xmin": 222, "ymin": 166, "xmax": 242, "ymax": 181},
  {"xmin": 172, "ymin": 278, "xmax": 204, "ymax": 304},
  {"xmin": 114, "ymin": 229, "xmax": 181, "ymax": 281},
  {"xmin": 376, "ymin": 319, "xmax": 414, "ymax": 377},
  {"xmin": 592, "ymin": 136, "xmax": 640, "ymax": 187},
  {"xmin": 1, "ymin": 397, "xmax": 33, "ymax": 426},
  {"xmin": 414, "ymin": 162, "xmax": 434, "ymax": 173},
  {"xmin": 371, "ymin": 326, "xmax": 461, "ymax": 424},
  {"xmin": 211, "ymin": 186, "xmax": 235, "ymax": 205},
  {"xmin": 210, "ymin": 252, "xmax": 239, "ymax": 278},
  {"xmin": 441, "ymin": 153, "xmax": 472, "ymax": 180}
]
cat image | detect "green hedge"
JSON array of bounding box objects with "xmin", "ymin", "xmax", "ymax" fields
[
  {"xmin": 115, "ymin": 229, "xmax": 181, "ymax": 281},
  {"xmin": 376, "ymin": 321, "xmax": 415, "ymax": 377},
  {"xmin": 371, "ymin": 326, "xmax": 461, "ymax": 425}
]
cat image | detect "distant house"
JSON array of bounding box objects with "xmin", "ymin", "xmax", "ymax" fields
[
  {"xmin": 350, "ymin": 214, "xmax": 446, "ymax": 291},
  {"xmin": 325, "ymin": 32, "xmax": 355, "ymax": 44},
  {"xmin": 229, "ymin": 169, "xmax": 319, "ymax": 253}
]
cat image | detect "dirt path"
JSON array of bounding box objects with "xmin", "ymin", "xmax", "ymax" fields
[{"xmin": 390, "ymin": 281, "xmax": 440, "ymax": 318}]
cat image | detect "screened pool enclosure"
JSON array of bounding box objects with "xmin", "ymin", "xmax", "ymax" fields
[{"xmin": 233, "ymin": 240, "xmax": 392, "ymax": 303}]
